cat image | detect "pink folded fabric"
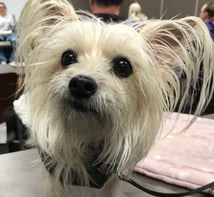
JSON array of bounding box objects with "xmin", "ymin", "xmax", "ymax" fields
[{"xmin": 135, "ymin": 112, "xmax": 214, "ymax": 194}]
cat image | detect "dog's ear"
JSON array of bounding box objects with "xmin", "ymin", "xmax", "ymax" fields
[
  {"xmin": 19, "ymin": 0, "xmax": 78, "ymax": 30},
  {"xmin": 16, "ymin": 0, "xmax": 78, "ymax": 62},
  {"xmin": 139, "ymin": 17, "xmax": 214, "ymax": 115},
  {"xmin": 139, "ymin": 17, "xmax": 206, "ymax": 49}
]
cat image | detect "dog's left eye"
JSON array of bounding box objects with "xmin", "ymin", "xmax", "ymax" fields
[
  {"xmin": 113, "ymin": 57, "xmax": 133, "ymax": 78},
  {"xmin": 61, "ymin": 50, "xmax": 78, "ymax": 67}
]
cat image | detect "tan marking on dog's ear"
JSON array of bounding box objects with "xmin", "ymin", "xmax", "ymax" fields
[{"xmin": 181, "ymin": 18, "xmax": 197, "ymax": 27}]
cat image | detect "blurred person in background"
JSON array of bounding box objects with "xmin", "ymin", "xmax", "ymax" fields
[
  {"xmin": 128, "ymin": 2, "xmax": 148, "ymax": 22},
  {"xmin": 0, "ymin": 2, "xmax": 16, "ymax": 64},
  {"xmin": 199, "ymin": 1, "xmax": 214, "ymax": 41},
  {"xmin": 89, "ymin": 0, "xmax": 125, "ymax": 23}
]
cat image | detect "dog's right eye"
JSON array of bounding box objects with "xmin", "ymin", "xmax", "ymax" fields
[
  {"xmin": 112, "ymin": 57, "xmax": 133, "ymax": 78},
  {"xmin": 61, "ymin": 50, "xmax": 78, "ymax": 67}
]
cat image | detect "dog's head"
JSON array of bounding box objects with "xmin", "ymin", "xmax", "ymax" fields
[{"xmin": 16, "ymin": 0, "xmax": 214, "ymax": 178}]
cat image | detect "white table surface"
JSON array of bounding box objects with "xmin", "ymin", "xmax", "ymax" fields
[
  {"xmin": 0, "ymin": 149, "xmax": 44, "ymax": 197},
  {"xmin": 0, "ymin": 64, "xmax": 24, "ymax": 75}
]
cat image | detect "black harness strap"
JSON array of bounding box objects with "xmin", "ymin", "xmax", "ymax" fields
[
  {"xmin": 39, "ymin": 143, "xmax": 114, "ymax": 189},
  {"xmin": 118, "ymin": 173, "xmax": 214, "ymax": 197}
]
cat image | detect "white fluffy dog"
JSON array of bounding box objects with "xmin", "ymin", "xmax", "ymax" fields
[{"xmin": 14, "ymin": 0, "xmax": 214, "ymax": 196}]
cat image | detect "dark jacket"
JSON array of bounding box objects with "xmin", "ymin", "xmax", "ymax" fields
[
  {"xmin": 95, "ymin": 13, "xmax": 125, "ymax": 23},
  {"xmin": 206, "ymin": 21, "xmax": 214, "ymax": 41}
]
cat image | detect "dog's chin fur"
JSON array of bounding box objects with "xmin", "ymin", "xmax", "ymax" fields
[{"xmin": 15, "ymin": 0, "xmax": 214, "ymax": 196}]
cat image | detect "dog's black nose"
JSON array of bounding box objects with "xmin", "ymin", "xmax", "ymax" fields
[{"xmin": 69, "ymin": 75, "xmax": 97, "ymax": 99}]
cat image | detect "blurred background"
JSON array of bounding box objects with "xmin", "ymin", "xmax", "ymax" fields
[
  {"xmin": 2, "ymin": 0, "xmax": 213, "ymax": 20},
  {"xmin": 71, "ymin": 0, "xmax": 211, "ymax": 19}
]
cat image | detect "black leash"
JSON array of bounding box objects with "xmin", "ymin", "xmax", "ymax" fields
[{"xmin": 118, "ymin": 173, "xmax": 214, "ymax": 197}]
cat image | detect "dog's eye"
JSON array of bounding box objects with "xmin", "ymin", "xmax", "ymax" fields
[
  {"xmin": 61, "ymin": 50, "xmax": 78, "ymax": 67},
  {"xmin": 113, "ymin": 57, "xmax": 133, "ymax": 78}
]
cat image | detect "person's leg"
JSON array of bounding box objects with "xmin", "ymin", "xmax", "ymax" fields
[
  {"xmin": 6, "ymin": 34, "xmax": 16, "ymax": 43},
  {"xmin": 8, "ymin": 49, "xmax": 15, "ymax": 63},
  {"xmin": 0, "ymin": 35, "xmax": 7, "ymax": 63},
  {"xmin": 0, "ymin": 48, "xmax": 7, "ymax": 63},
  {"xmin": 0, "ymin": 35, "xmax": 5, "ymax": 41},
  {"xmin": 6, "ymin": 34, "xmax": 16, "ymax": 63}
]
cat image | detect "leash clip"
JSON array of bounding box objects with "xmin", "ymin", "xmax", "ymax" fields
[{"xmin": 117, "ymin": 172, "xmax": 129, "ymax": 182}]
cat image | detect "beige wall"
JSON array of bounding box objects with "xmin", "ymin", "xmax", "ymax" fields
[
  {"xmin": 70, "ymin": 0, "xmax": 214, "ymax": 20},
  {"xmin": 70, "ymin": 0, "xmax": 90, "ymax": 11},
  {"xmin": 162, "ymin": 0, "xmax": 195, "ymax": 18}
]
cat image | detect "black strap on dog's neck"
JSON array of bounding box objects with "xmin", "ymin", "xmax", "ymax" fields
[
  {"xmin": 117, "ymin": 173, "xmax": 214, "ymax": 197},
  {"xmin": 39, "ymin": 143, "xmax": 114, "ymax": 189}
]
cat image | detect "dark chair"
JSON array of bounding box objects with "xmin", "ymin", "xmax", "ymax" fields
[
  {"xmin": 0, "ymin": 72, "xmax": 18, "ymax": 124},
  {"xmin": 0, "ymin": 72, "xmax": 18, "ymax": 153},
  {"xmin": 0, "ymin": 72, "xmax": 29, "ymax": 153}
]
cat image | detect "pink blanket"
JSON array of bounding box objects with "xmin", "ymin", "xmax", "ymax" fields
[{"xmin": 135, "ymin": 112, "xmax": 214, "ymax": 194}]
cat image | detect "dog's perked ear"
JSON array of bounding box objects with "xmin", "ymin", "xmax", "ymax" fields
[
  {"xmin": 139, "ymin": 17, "xmax": 214, "ymax": 115},
  {"xmin": 16, "ymin": 0, "xmax": 78, "ymax": 63}
]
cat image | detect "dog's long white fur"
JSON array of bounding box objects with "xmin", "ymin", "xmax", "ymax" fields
[{"xmin": 16, "ymin": 0, "xmax": 214, "ymax": 196}]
